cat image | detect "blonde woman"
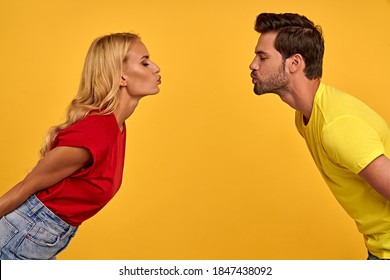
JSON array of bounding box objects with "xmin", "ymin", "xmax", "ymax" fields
[{"xmin": 0, "ymin": 32, "xmax": 161, "ymax": 259}]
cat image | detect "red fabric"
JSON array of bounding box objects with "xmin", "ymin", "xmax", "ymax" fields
[{"xmin": 36, "ymin": 113, "xmax": 126, "ymax": 226}]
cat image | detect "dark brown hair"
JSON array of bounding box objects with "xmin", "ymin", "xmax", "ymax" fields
[{"xmin": 255, "ymin": 13, "xmax": 324, "ymax": 79}]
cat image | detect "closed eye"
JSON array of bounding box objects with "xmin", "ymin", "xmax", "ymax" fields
[
  {"xmin": 141, "ymin": 55, "xmax": 151, "ymax": 66},
  {"xmin": 255, "ymin": 51, "xmax": 269, "ymax": 61},
  {"xmin": 141, "ymin": 59, "xmax": 151, "ymax": 66}
]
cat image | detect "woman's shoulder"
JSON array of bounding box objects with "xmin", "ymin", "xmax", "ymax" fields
[
  {"xmin": 76, "ymin": 112, "xmax": 117, "ymax": 129},
  {"xmin": 61, "ymin": 113, "xmax": 118, "ymax": 139}
]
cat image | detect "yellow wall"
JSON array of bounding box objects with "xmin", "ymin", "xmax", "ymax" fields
[{"xmin": 0, "ymin": 0, "xmax": 389, "ymax": 260}]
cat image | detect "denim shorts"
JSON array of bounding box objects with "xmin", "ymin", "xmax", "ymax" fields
[
  {"xmin": 367, "ymin": 252, "xmax": 389, "ymax": 260},
  {"xmin": 0, "ymin": 195, "xmax": 78, "ymax": 260}
]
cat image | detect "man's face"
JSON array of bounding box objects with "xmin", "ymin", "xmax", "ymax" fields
[{"xmin": 249, "ymin": 32, "xmax": 289, "ymax": 95}]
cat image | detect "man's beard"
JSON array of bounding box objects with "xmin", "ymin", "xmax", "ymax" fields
[{"xmin": 253, "ymin": 62, "xmax": 289, "ymax": 96}]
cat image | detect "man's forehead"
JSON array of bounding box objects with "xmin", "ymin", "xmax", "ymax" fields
[{"xmin": 256, "ymin": 32, "xmax": 277, "ymax": 52}]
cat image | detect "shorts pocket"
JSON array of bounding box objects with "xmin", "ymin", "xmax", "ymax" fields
[
  {"xmin": 26, "ymin": 226, "xmax": 60, "ymax": 247},
  {"xmin": 0, "ymin": 216, "xmax": 19, "ymax": 249},
  {"xmin": 15, "ymin": 223, "xmax": 63, "ymax": 260}
]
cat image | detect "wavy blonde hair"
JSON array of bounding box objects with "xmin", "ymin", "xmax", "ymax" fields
[{"xmin": 40, "ymin": 32, "xmax": 140, "ymax": 157}]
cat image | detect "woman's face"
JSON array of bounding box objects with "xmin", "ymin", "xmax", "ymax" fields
[{"xmin": 121, "ymin": 40, "xmax": 161, "ymax": 97}]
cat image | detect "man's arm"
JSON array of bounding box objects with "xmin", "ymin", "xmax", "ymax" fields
[
  {"xmin": 359, "ymin": 154, "xmax": 390, "ymax": 200},
  {"xmin": 0, "ymin": 146, "xmax": 92, "ymax": 217}
]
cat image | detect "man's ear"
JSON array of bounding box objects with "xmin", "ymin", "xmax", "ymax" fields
[{"xmin": 286, "ymin": 54, "xmax": 304, "ymax": 73}]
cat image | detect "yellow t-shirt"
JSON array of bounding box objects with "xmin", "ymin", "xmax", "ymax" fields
[{"xmin": 295, "ymin": 82, "xmax": 390, "ymax": 258}]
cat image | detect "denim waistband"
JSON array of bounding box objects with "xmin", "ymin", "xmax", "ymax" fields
[{"xmin": 23, "ymin": 195, "xmax": 77, "ymax": 233}]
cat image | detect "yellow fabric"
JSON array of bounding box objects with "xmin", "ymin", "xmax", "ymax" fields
[{"xmin": 295, "ymin": 83, "xmax": 390, "ymax": 259}]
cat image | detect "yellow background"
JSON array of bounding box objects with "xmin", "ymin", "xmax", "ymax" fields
[{"xmin": 0, "ymin": 0, "xmax": 389, "ymax": 260}]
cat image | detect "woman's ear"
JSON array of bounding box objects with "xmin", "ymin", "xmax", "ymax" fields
[{"xmin": 120, "ymin": 75, "xmax": 127, "ymax": 87}]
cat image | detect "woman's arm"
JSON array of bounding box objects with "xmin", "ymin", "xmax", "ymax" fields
[{"xmin": 0, "ymin": 146, "xmax": 92, "ymax": 217}]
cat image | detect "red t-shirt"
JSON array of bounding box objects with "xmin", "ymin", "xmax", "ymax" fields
[{"xmin": 36, "ymin": 113, "xmax": 126, "ymax": 226}]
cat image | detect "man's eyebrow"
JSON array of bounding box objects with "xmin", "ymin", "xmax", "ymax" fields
[{"xmin": 255, "ymin": 50, "xmax": 268, "ymax": 55}]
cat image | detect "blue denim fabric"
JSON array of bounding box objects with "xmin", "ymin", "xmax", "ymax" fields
[
  {"xmin": 0, "ymin": 195, "xmax": 78, "ymax": 260},
  {"xmin": 367, "ymin": 252, "xmax": 389, "ymax": 260}
]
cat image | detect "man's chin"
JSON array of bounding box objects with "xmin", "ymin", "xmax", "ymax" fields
[{"xmin": 253, "ymin": 88, "xmax": 269, "ymax": 96}]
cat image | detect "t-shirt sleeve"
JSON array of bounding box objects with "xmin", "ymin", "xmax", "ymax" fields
[
  {"xmin": 53, "ymin": 118, "xmax": 109, "ymax": 165},
  {"xmin": 321, "ymin": 116, "xmax": 385, "ymax": 174}
]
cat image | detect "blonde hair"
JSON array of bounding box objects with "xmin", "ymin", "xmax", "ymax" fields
[{"xmin": 40, "ymin": 32, "xmax": 140, "ymax": 157}]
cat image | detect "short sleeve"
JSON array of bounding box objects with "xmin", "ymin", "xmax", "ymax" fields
[
  {"xmin": 53, "ymin": 117, "xmax": 110, "ymax": 165},
  {"xmin": 321, "ymin": 116, "xmax": 384, "ymax": 174}
]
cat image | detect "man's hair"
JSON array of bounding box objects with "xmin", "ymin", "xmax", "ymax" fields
[{"xmin": 255, "ymin": 13, "xmax": 324, "ymax": 79}]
